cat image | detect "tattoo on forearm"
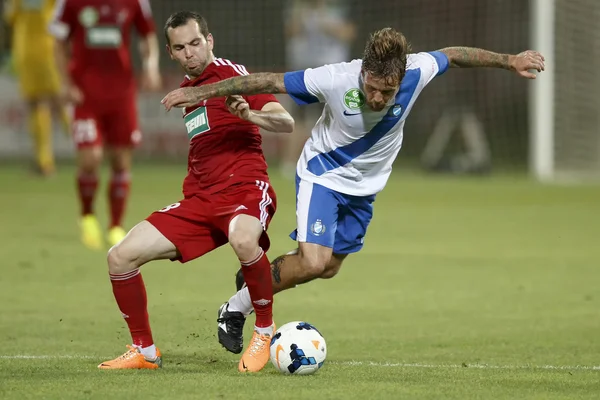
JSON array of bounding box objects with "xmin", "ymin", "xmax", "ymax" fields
[
  {"xmin": 209, "ymin": 73, "xmax": 287, "ymax": 98},
  {"xmin": 440, "ymin": 47, "xmax": 510, "ymax": 70},
  {"xmin": 271, "ymin": 255, "xmax": 284, "ymax": 284}
]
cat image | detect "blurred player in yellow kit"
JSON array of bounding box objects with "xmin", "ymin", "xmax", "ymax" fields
[{"xmin": 4, "ymin": 0, "xmax": 70, "ymax": 176}]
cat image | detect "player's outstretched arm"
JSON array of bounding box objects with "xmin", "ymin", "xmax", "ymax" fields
[
  {"xmin": 162, "ymin": 73, "xmax": 286, "ymax": 111},
  {"xmin": 439, "ymin": 47, "xmax": 545, "ymax": 79}
]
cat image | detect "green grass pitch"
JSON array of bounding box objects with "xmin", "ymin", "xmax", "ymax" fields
[{"xmin": 0, "ymin": 162, "xmax": 599, "ymax": 399}]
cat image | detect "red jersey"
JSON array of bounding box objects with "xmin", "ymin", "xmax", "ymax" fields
[
  {"xmin": 180, "ymin": 58, "xmax": 278, "ymax": 197},
  {"xmin": 49, "ymin": 0, "xmax": 155, "ymax": 101}
]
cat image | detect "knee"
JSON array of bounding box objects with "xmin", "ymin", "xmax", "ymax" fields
[
  {"xmin": 320, "ymin": 264, "xmax": 341, "ymax": 279},
  {"xmin": 107, "ymin": 243, "xmax": 139, "ymax": 275},
  {"xmin": 229, "ymin": 230, "xmax": 259, "ymax": 261},
  {"xmin": 78, "ymin": 154, "xmax": 101, "ymax": 174},
  {"xmin": 111, "ymin": 157, "xmax": 130, "ymax": 173},
  {"xmin": 298, "ymin": 253, "xmax": 329, "ymax": 279},
  {"xmin": 320, "ymin": 254, "xmax": 347, "ymax": 279},
  {"xmin": 78, "ymin": 162, "xmax": 98, "ymax": 175}
]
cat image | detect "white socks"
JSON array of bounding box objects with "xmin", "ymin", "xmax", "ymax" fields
[
  {"xmin": 255, "ymin": 323, "xmax": 275, "ymax": 336},
  {"xmin": 138, "ymin": 344, "xmax": 157, "ymax": 360},
  {"xmin": 227, "ymin": 286, "xmax": 253, "ymax": 316}
]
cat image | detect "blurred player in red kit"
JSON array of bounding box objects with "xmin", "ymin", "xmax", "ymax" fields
[
  {"xmin": 49, "ymin": 0, "xmax": 161, "ymax": 249},
  {"xmin": 96, "ymin": 11, "xmax": 294, "ymax": 372}
]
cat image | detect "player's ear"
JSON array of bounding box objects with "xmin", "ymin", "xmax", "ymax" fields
[
  {"xmin": 206, "ymin": 33, "xmax": 214, "ymax": 51},
  {"xmin": 165, "ymin": 44, "xmax": 175, "ymax": 60}
]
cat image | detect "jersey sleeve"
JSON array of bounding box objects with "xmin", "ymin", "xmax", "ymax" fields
[
  {"xmin": 48, "ymin": 0, "xmax": 75, "ymax": 40},
  {"xmin": 409, "ymin": 51, "xmax": 450, "ymax": 86},
  {"xmin": 283, "ymin": 64, "xmax": 335, "ymax": 105},
  {"xmin": 133, "ymin": 0, "xmax": 155, "ymax": 36},
  {"xmin": 247, "ymin": 94, "xmax": 279, "ymax": 110}
]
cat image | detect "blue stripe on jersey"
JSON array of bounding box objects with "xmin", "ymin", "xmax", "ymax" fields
[
  {"xmin": 283, "ymin": 70, "xmax": 320, "ymax": 105},
  {"xmin": 306, "ymin": 68, "xmax": 422, "ymax": 176},
  {"xmin": 428, "ymin": 51, "xmax": 450, "ymax": 76}
]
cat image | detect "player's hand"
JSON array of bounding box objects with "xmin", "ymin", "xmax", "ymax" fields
[
  {"xmin": 61, "ymin": 83, "xmax": 84, "ymax": 104},
  {"xmin": 141, "ymin": 68, "xmax": 162, "ymax": 92},
  {"xmin": 509, "ymin": 50, "xmax": 545, "ymax": 79},
  {"xmin": 225, "ymin": 95, "xmax": 251, "ymax": 121},
  {"xmin": 161, "ymin": 87, "xmax": 209, "ymax": 111}
]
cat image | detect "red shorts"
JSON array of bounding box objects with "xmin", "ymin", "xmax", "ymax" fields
[
  {"xmin": 72, "ymin": 96, "xmax": 141, "ymax": 149},
  {"xmin": 146, "ymin": 180, "xmax": 277, "ymax": 263}
]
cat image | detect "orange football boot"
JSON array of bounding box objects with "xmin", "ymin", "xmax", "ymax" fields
[
  {"xmin": 98, "ymin": 345, "xmax": 162, "ymax": 370},
  {"xmin": 238, "ymin": 325, "xmax": 275, "ymax": 373}
]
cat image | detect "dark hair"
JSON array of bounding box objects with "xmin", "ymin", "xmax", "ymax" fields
[
  {"xmin": 362, "ymin": 28, "xmax": 411, "ymax": 85},
  {"xmin": 164, "ymin": 11, "xmax": 209, "ymax": 45}
]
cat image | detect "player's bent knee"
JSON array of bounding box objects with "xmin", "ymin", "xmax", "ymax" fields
[
  {"xmin": 300, "ymin": 258, "xmax": 326, "ymax": 278},
  {"xmin": 320, "ymin": 253, "xmax": 347, "ymax": 279},
  {"xmin": 297, "ymin": 243, "xmax": 332, "ymax": 278},
  {"xmin": 229, "ymin": 231, "xmax": 260, "ymax": 261},
  {"xmin": 320, "ymin": 264, "xmax": 341, "ymax": 279},
  {"xmin": 228, "ymin": 215, "xmax": 263, "ymax": 261},
  {"xmin": 106, "ymin": 244, "xmax": 138, "ymax": 275},
  {"xmin": 106, "ymin": 221, "xmax": 176, "ymax": 275}
]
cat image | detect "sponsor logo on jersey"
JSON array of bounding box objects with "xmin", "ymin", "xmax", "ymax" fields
[
  {"xmin": 343, "ymin": 88, "xmax": 365, "ymax": 109},
  {"xmin": 85, "ymin": 26, "xmax": 123, "ymax": 48},
  {"xmin": 184, "ymin": 107, "xmax": 211, "ymax": 139}
]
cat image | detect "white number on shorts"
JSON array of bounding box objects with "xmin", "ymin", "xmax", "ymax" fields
[
  {"xmin": 158, "ymin": 202, "xmax": 181, "ymax": 212},
  {"xmin": 73, "ymin": 119, "xmax": 98, "ymax": 144}
]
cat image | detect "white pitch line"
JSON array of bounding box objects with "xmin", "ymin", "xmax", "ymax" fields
[
  {"xmin": 0, "ymin": 355, "xmax": 97, "ymax": 359},
  {"xmin": 331, "ymin": 361, "xmax": 600, "ymax": 371},
  {"xmin": 1, "ymin": 355, "xmax": 599, "ymax": 371}
]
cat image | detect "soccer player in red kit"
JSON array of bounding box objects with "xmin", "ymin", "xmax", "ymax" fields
[
  {"xmin": 49, "ymin": 0, "xmax": 161, "ymax": 250},
  {"xmin": 97, "ymin": 11, "xmax": 294, "ymax": 372}
]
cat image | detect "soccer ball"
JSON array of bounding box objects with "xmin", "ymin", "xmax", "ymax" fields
[{"xmin": 269, "ymin": 321, "xmax": 327, "ymax": 375}]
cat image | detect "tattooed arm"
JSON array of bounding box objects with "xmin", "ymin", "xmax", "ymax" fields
[
  {"xmin": 204, "ymin": 73, "xmax": 287, "ymax": 97},
  {"xmin": 439, "ymin": 47, "xmax": 545, "ymax": 78},
  {"xmin": 440, "ymin": 47, "xmax": 511, "ymax": 69},
  {"xmin": 162, "ymin": 73, "xmax": 287, "ymax": 110}
]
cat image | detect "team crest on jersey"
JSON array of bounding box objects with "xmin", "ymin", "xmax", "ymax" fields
[
  {"xmin": 343, "ymin": 89, "xmax": 365, "ymax": 109},
  {"xmin": 79, "ymin": 6, "xmax": 99, "ymax": 27},
  {"xmin": 184, "ymin": 107, "xmax": 211, "ymax": 140},
  {"xmin": 310, "ymin": 219, "xmax": 326, "ymax": 236},
  {"xmin": 389, "ymin": 104, "xmax": 403, "ymax": 117}
]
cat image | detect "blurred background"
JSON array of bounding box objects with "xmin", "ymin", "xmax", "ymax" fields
[
  {"xmin": 2, "ymin": 0, "xmax": 597, "ymax": 179},
  {"xmin": 1, "ymin": 2, "xmax": 600, "ymax": 396}
]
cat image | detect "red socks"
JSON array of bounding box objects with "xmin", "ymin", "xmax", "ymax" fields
[
  {"xmin": 77, "ymin": 172, "xmax": 98, "ymax": 216},
  {"xmin": 77, "ymin": 170, "xmax": 130, "ymax": 228},
  {"xmin": 109, "ymin": 269, "xmax": 154, "ymax": 348},
  {"xmin": 240, "ymin": 249, "xmax": 274, "ymax": 328},
  {"xmin": 109, "ymin": 171, "xmax": 130, "ymax": 228}
]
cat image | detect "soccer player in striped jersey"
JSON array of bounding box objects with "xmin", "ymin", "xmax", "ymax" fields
[
  {"xmin": 162, "ymin": 28, "xmax": 545, "ymax": 356},
  {"xmin": 98, "ymin": 11, "xmax": 294, "ymax": 372}
]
